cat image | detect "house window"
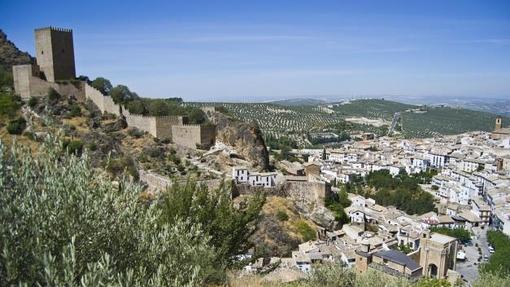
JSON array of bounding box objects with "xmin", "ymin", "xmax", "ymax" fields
[{"xmin": 41, "ymin": 50, "xmax": 44, "ymax": 55}]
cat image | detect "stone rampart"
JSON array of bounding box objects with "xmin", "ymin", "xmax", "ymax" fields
[
  {"xmin": 155, "ymin": 116, "xmax": 188, "ymax": 139},
  {"xmin": 284, "ymin": 181, "xmax": 331, "ymax": 207},
  {"xmin": 124, "ymin": 114, "xmax": 157, "ymax": 136},
  {"xmin": 84, "ymin": 83, "xmax": 121, "ymax": 115},
  {"xmin": 139, "ymin": 169, "xmax": 225, "ymax": 193},
  {"xmin": 171, "ymin": 124, "xmax": 216, "ymax": 149},
  {"xmin": 13, "ymin": 64, "xmax": 84, "ymax": 99}
]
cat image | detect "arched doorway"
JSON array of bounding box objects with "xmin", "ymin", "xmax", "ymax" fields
[{"xmin": 428, "ymin": 264, "xmax": 438, "ymax": 278}]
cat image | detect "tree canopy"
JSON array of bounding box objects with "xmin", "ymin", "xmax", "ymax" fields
[
  {"xmin": 482, "ymin": 230, "xmax": 510, "ymax": 276},
  {"xmin": 0, "ymin": 136, "xmax": 243, "ymax": 286},
  {"xmin": 90, "ymin": 77, "xmax": 113, "ymax": 95},
  {"xmin": 347, "ymin": 170, "xmax": 436, "ymax": 215}
]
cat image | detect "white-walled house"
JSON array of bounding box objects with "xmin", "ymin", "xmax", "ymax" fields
[
  {"xmin": 248, "ymin": 172, "xmax": 277, "ymax": 188},
  {"xmin": 232, "ymin": 167, "xmax": 277, "ymax": 188},
  {"xmin": 232, "ymin": 167, "xmax": 249, "ymax": 183},
  {"xmin": 427, "ymin": 153, "xmax": 449, "ymax": 168}
]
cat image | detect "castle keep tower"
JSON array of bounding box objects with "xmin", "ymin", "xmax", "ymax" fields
[
  {"xmin": 495, "ymin": 116, "xmax": 502, "ymax": 131},
  {"xmin": 35, "ymin": 27, "xmax": 76, "ymax": 82}
]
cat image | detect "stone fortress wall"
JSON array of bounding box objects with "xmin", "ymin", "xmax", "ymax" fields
[
  {"xmin": 84, "ymin": 83, "xmax": 121, "ymax": 116},
  {"xmin": 83, "ymin": 84, "xmax": 213, "ymax": 147},
  {"xmin": 13, "ymin": 64, "xmax": 83, "ymax": 100},
  {"xmin": 171, "ymin": 124, "xmax": 216, "ymax": 149},
  {"xmin": 12, "ymin": 26, "xmax": 216, "ymax": 150}
]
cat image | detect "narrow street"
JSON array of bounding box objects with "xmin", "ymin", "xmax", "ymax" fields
[{"xmin": 456, "ymin": 227, "xmax": 490, "ymax": 285}]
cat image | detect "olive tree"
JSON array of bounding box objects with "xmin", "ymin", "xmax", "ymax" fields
[{"xmin": 0, "ymin": 136, "xmax": 216, "ymax": 286}]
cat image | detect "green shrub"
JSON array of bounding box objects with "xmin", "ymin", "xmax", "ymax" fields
[
  {"xmin": 23, "ymin": 131, "xmax": 36, "ymax": 140},
  {"xmin": 86, "ymin": 142, "xmax": 97, "ymax": 151},
  {"xmin": 6, "ymin": 117, "xmax": 26, "ymax": 134},
  {"xmin": 69, "ymin": 104, "xmax": 81, "ymax": 117},
  {"xmin": 0, "ymin": 65, "xmax": 14, "ymax": 87},
  {"xmin": 325, "ymin": 189, "xmax": 351, "ymax": 225},
  {"xmin": 0, "ymin": 91, "xmax": 21, "ymax": 117},
  {"xmin": 430, "ymin": 227, "xmax": 471, "ymax": 244},
  {"xmin": 63, "ymin": 139, "xmax": 84, "ymax": 156},
  {"xmin": 28, "ymin": 96, "xmax": 38, "ymax": 108},
  {"xmin": 127, "ymin": 127, "xmax": 144, "ymax": 138},
  {"xmin": 295, "ymin": 220, "xmax": 316, "ymax": 241},
  {"xmin": 481, "ymin": 231, "xmax": 510, "ymax": 276},
  {"xmin": 106, "ymin": 155, "xmax": 139, "ymax": 180},
  {"xmin": 159, "ymin": 181, "xmax": 265, "ymax": 271},
  {"xmin": 47, "ymin": 88, "xmax": 61, "ymax": 102},
  {"xmin": 90, "ymin": 77, "xmax": 113, "ymax": 95},
  {"xmin": 0, "ymin": 137, "xmax": 217, "ymax": 286},
  {"xmin": 276, "ymin": 210, "xmax": 289, "ymax": 221}
]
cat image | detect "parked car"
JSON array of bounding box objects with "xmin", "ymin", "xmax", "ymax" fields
[
  {"xmin": 457, "ymin": 250, "xmax": 466, "ymax": 261},
  {"xmin": 488, "ymin": 246, "xmax": 495, "ymax": 253}
]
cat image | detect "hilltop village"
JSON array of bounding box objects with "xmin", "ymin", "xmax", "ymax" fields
[
  {"xmin": 3, "ymin": 27, "xmax": 510, "ymax": 286},
  {"xmin": 233, "ymin": 124, "xmax": 510, "ymax": 284}
]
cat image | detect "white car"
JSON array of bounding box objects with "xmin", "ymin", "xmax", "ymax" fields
[
  {"xmin": 488, "ymin": 246, "xmax": 495, "ymax": 253},
  {"xmin": 456, "ymin": 250, "xmax": 466, "ymax": 261}
]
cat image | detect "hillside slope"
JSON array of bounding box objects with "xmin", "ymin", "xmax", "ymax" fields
[
  {"xmin": 0, "ymin": 29, "xmax": 33, "ymax": 69},
  {"xmin": 193, "ymin": 99, "xmax": 508, "ymax": 147}
]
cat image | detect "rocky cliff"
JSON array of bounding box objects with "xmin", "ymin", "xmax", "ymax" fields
[
  {"xmin": 213, "ymin": 112, "xmax": 270, "ymax": 171},
  {"xmin": 0, "ymin": 29, "xmax": 33, "ymax": 69}
]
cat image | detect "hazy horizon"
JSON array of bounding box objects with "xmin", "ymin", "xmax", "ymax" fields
[{"xmin": 2, "ymin": 0, "xmax": 510, "ymax": 102}]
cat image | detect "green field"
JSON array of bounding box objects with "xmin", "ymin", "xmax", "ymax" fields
[{"xmin": 191, "ymin": 99, "xmax": 508, "ymax": 147}]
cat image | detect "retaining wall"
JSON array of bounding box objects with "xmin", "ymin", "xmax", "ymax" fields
[{"xmin": 139, "ymin": 169, "xmax": 225, "ymax": 192}]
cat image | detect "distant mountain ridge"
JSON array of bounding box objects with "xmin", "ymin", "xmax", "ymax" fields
[{"xmin": 270, "ymin": 98, "xmax": 327, "ymax": 106}]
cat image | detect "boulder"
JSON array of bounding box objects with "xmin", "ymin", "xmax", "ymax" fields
[
  {"xmin": 213, "ymin": 113, "xmax": 269, "ymax": 171},
  {"xmin": 309, "ymin": 206, "xmax": 337, "ymax": 230}
]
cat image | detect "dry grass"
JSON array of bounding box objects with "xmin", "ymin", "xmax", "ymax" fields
[
  {"xmin": 0, "ymin": 127, "xmax": 40, "ymax": 153},
  {"xmin": 62, "ymin": 116, "xmax": 89, "ymax": 132}
]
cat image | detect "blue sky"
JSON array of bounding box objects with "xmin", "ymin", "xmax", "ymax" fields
[{"xmin": 2, "ymin": 0, "xmax": 510, "ymax": 102}]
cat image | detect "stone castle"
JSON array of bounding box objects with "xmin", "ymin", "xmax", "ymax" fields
[{"xmin": 12, "ymin": 27, "xmax": 215, "ymax": 149}]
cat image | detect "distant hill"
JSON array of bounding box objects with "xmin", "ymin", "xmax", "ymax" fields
[
  {"xmin": 271, "ymin": 98, "xmax": 327, "ymax": 106},
  {"xmin": 453, "ymin": 99, "xmax": 510, "ymax": 117},
  {"xmin": 191, "ymin": 99, "xmax": 509, "ymax": 147},
  {"xmin": 331, "ymin": 99, "xmax": 416, "ymax": 120}
]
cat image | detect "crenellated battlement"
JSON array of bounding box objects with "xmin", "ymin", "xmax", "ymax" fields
[{"xmin": 35, "ymin": 26, "xmax": 73, "ymax": 33}]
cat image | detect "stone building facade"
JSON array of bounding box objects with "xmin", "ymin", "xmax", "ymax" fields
[
  {"xmin": 355, "ymin": 231, "xmax": 457, "ymax": 281},
  {"xmin": 418, "ymin": 231, "xmax": 458, "ymax": 279}
]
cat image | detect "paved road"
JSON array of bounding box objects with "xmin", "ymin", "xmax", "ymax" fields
[{"xmin": 456, "ymin": 227, "xmax": 490, "ymax": 285}]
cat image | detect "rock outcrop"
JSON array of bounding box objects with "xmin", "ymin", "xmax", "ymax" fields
[
  {"xmin": 0, "ymin": 30, "xmax": 33, "ymax": 69},
  {"xmin": 213, "ymin": 112, "xmax": 270, "ymax": 171}
]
